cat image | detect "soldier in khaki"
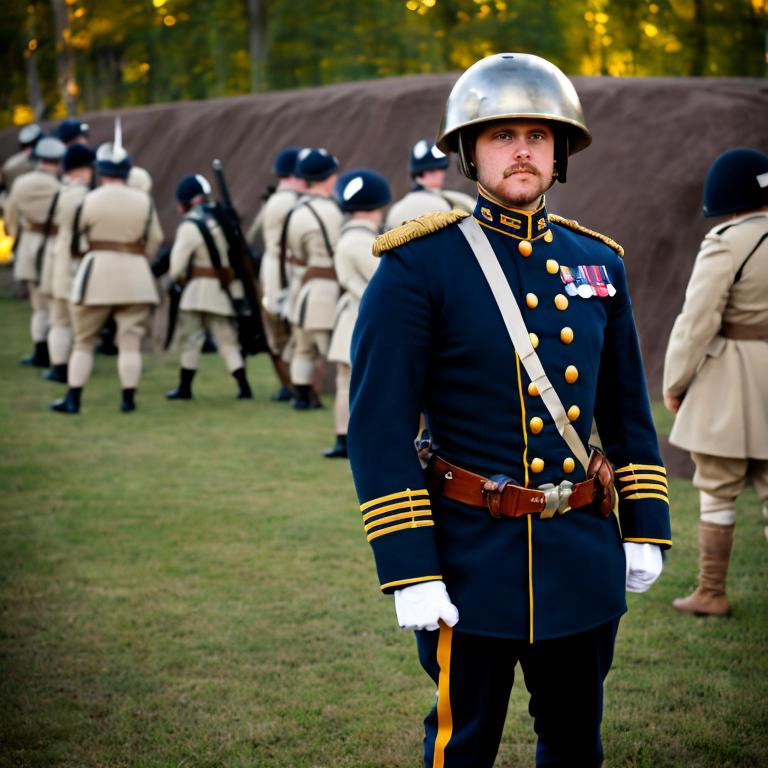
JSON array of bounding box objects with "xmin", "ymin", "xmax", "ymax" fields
[
  {"xmin": 5, "ymin": 136, "xmax": 66, "ymax": 368},
  {"xmin": 1, "ymin": 124, "xmax": 43, "ymax": 209},
  {"xmin": 50, "ymin": 139, "xmax": 163, "ymax": 414},
  {"xmin": 664, "ymin": 148, "xmax": 768, "ymax": 616},
  {"xmin": 45, "ymin": 144, "xmax": 96, "ymax": 383},
  {"xmin": 384, "ymin": 139, "xmax": 475, "ymax": 230},
  {"xmin": 165, "ymin": 174, "xmax": 253, "ymax": 400},
  {"xmin": 246, "ymin": 146, "xmax": 306, "ymax": 401},
  {"xmin": 284, "ymin": 148, "xmax": 343, "ymax": 410},
  {"xmin": 324, "ymin": 169, "xmax": 391, "ymax": 458}
]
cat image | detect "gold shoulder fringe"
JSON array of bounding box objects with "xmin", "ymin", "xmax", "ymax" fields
[
  {"xmin": 372, "ymin": 209, "xmax": 470, "ymax": 257},
  {"xmin": 548, "ymin": 214, "xmax": 624, "ymax": 258}
]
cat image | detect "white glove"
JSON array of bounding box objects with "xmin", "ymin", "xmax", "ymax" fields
[
  {"xmin": 624, "ymin": 542, "xmax": 663, "ymax": 593},
  {"xmin": 394, "ymin": 580, "xmax": 459, "ymax": 631}
]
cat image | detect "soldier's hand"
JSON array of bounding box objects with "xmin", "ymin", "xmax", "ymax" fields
[
  {"xmin": 624, "ymin": 542, "xmax": 663, "ymax": 593},
  {"xmin": 663, "ymin": 391, "xmax": 682, "ymax": 414},
  {"xmin": 394, "ymin": 580, "xmax": 459, "ymax": 631}
]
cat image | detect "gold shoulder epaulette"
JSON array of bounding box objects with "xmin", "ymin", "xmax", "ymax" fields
[
  {"xmin": 549, "ymin": 214, "xmax": 624, "ymax": 258},
  {"xmin": 372, "ymin": 209, "xmax": 469, "ymax": 257}
]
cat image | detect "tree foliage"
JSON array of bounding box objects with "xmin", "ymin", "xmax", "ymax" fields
[{"xmin": 3, "ymin": 0, "xmax": 766, "ymax": 127}]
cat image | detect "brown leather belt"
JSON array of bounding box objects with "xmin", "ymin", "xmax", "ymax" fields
[
  {"xmin": 303, "ymin": 266, "xmax": 337, "ymax": 283},
  {"xmin": 428, "ymin": 456, "xmax": 611, "ymax": 519},
  {"xmin": 721, "ymin": 321, "xmax": 768, "ymax": 341},
  {"xmin": 27, "ymin": 222, "xmax": 59, "ymax": 235},
  {"xmin": 190, "ymin": 265, "xmax": 235, "ymax": 284},
  {"xmin": 87, "ymin": 240, "xmax": 146, "ymax": 255}
]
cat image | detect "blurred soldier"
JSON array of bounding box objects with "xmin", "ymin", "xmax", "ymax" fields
[
  {"xmin": 664, "ymin": 148, "xmax": 768, "ymax": 616},
  {"xmin": 5, "ymin": 136, "xmax": 66, "ymax": 367},
  {"xmin": 55, "ymin": 117, "xmax": 90, "ymax": 146},
  {"xmin": 164, "ymin": 174, "xmax": 253, "ymax": 400},
  {"xmin": 324, "ymin": 169, "xmax": 391, "ymax": 458},
  {"xmin": 45, "ymin": 144, "xmax": 96, "ymax": 383},
  {"xmin": 384, "ymin": 138, "xmax": 474, "ymax": 230},
  {"xmin": 348, "ymin": 53, "xmax": 672, "ymax": 768},
  {"xmin": 283, "ymin": 147, "xmax": 343, "ymax": 410},
  {"xmin": 50, "ymin": 125, "xmax": 163, "ymax": 414},
  {"xmin": 247, "ymin": 146, "xmax": 307, "ymax": 401},
  {"xmin": 1, "ymin": 124, "xmax": 43, "ymax": 204}
]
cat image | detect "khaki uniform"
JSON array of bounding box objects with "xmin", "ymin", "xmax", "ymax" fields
[
  {"xmin": 1, "ymin": 151, "xmax": 34, "ymax": 211},
  {"xmin": 127, "ymin": 165, "xmax": 153, "ymax": 195},
  {"xmin": 384, "ymin": 186, "xmax": 475, "ymax": 230},
  {"xmin": 284, "ymin": 194, "xmax": 343, "ymax": 386},
  {"xmin": 254, "ymin": 187, "xmax": 300, "ymax": 356},
  {"xmin": 47, "ymin": 180, "xmax": 89, "ymax": 366},
  {"xmin": 168, "ymin": 206, "xmax": 244, "ymax": 373},
  {"xmin": 5, "ymin": 168, "xmax": 62, "ymax": 343},
  {"xmin": 68, "ymin": 182, "xmax": 163, "ymax": 389},
  {"xmin": 664, "ymin": 211, "xmax": 768, "ymax": 500}
]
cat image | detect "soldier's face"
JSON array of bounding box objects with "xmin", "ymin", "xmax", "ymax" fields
[{"xmin": 471, "ymin": 120, "xmax": 555, "ymax": 210}]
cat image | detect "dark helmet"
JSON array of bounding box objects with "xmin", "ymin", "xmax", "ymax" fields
[
  {"xmin": 273, "ymin": 146, "xmax": 301, "ymax": 178},
  {"xmin": 18, "ymin": 123, "xmax": 42, "ymax": 148},
  {"xmin": 32, "ymin": 136, "xmax": 66, "ymax": 163},
  {"xmin": 436, "ymin": 53, "xmax": 591, "ymax": 184},
  {"xmin": 334, "ymin": 169, "xmax": 391, "ymax": 212},
  {"xmin": 295, "ymin": 147, "xmax": 339, "ymax": 181},
  {"xmin": 62, "ymin": 144, "xmax": 96, "ymax": 172},
  {"xmin": 410, "ymin": 139, "xmax": 449, "ymax": 176},
  {"xmin": 56, "ymin": 118, "xmax": 89, "ymax": 144},
  {"xmin": 176, "ymin": 173, "xmax": 212, "ymax": 204},
  {"xmin": 703, "ymin": 148, "xmax": 768, "ymax": 218}
]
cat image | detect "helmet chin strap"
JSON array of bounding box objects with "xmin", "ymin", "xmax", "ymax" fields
[
  {"xmin": 458, "ymin": 136, "xmax": 478, "ymax": 181},
  {"xmin": 554, "ymin": 131, "xmax": 569, "ymax": 183}
]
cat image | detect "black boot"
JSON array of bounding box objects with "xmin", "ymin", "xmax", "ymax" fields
[
  {"xmin": 232, "ymin": 367, "xmax": 253, "ymax": 399},
  {"xmin": 120, "ymin": 388, "xmax": 136, "ymax": 412},
  {"xmin": 323, "ymin": 434, "xmax": 348, "ymax": 459},
  {"xmin": 270, "ymin": 385, "xmax": 294, "ymax": 402},
  {"xmin": 166, "ymin": 368, "xmax": 195, "ymax": 400},
  {"xmin": 50, "ymin": 387, "xmax": 81, "ymax": 414},
  {"xmin": 293, "ymin": 385, "xmax": 323, "ymax": 410},
  {"xmin": 20, "ymin": 341, "xmax": 50, "ymax": 368},
  {"xmin": 42, "ymin": 363, "xmax": 68, "ymax": 383}
]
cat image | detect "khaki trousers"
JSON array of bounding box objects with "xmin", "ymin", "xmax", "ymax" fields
[
  {"xmin": 47, "ymin": 297, "xmax": 73, "ymax": 366},
  {"xmin": 692, "ymin": 452, "xmax": 768, "ymax": 503},
  {"xmin": 178, "ymin": 311, "xmax": 243, "ymax": 373},
  {"xmin": 25, "ymin": 280, "xmax": 49, "ymax": 343},
  {"xmin": 290, "ymin": 326, "xmax": 330, "ymax": 386}
]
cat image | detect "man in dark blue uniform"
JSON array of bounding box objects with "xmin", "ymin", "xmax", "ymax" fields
[{"xmin": 348, "ymin": 53, "xmax": 672, "ymax": 768}]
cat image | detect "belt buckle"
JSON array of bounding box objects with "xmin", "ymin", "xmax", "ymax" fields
[
  {"xmin": 538, "ymin": 480, "xmax": 573, "ymax": 519},
  {"xmin": 481, "ymin": 475, "xmax": 515, "ymax": 518}
]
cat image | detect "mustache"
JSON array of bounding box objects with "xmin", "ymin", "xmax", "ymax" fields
[{"xmin": 503, "ymin": 163, "xmax": 539, "ymax": 178}]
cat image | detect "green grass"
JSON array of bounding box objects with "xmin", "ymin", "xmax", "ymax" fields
[{"xmin": 1, "ymin": 295, "xmax": 766, "ymax": 767}]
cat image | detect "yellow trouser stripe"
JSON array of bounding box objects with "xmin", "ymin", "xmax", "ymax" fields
[
  {"xmin": 366, "ymin": 519, "xmax": 434, "ymax": 542},
  {"xmin": 433, "ymin": 623, "xmax": 454, "ymax": 768},
  {"xmin": 527, "ymin": 515, "xmax": 534, "ymax": 645},
  {"xmin": 360, "ymin": 488, "xmax": 429, "ymax": 512},
  {"xmin": 364, "ymin": 509, "xmax": 432, "ymax": 533},
  {"xmin": 362, "ymin": 498, "xmax": 431, "ymax": 523}
]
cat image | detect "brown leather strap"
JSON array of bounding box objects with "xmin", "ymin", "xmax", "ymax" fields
[
  {"xmin": 303, "ymin": 265, "xmax": 337, "ymax": 284},
  {"xmin": 190, "ymin": 265, "xmax": 235, "ymax": 284},
  {"xmin": 428, "ymin": 456, "xmax": 606, "ymax": 519},
  {"xmin": 720, "ymin": 321, "xmax": 768, "ymax": 341},
  {"xmin": 87, "ymin": 240, "xmax": 146, "ymax": 255},
  {"xmin": 27, "ymin": 222, "xmax": 59, "ymax": 235}
]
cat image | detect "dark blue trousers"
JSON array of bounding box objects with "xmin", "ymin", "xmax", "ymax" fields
[{"xmin": 416, "ymin": 619, "xmax": 620, "ymax": 768}]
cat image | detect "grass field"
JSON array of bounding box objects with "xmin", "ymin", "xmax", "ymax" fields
[{"xmin": 1, "ymin": 295, "xmax": 766, "ymax": 767}]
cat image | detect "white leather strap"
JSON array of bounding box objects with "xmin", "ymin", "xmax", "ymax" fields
[{"xmin": 458, "ymin": 216, "xmax": 590, "ymax": 472}]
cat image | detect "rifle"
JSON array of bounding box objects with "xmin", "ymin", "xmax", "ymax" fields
[{"xmin": 210, "ymin": 158, "xmax": 269, "ymax": 356}]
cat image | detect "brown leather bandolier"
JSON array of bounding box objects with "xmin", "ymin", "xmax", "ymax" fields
[
  {"xmin": 190, "ymin": 265, "xmax": 235, "ymax": 284},
  {"xmin": 87, "ymin": 240, "xmax": 146, "ymax": 255},
  {"xmin": 302, "ymin": 265, "xmax": 337, "ymax": 284},
  {"xmin": 720, "ymin": 321, "xmax": 768, "ymax": 341},
  {"xmin": 428, "ymin": 454, "xmax": 615, "ymax": 520},
  {"xmin": 27, "ymin": 221, "xmax": 59, "ymax": 235}
]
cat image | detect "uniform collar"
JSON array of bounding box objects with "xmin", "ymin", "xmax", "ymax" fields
[{"xmin": 472, "ymin": 187, "xmax": 550, "ymax": 242}]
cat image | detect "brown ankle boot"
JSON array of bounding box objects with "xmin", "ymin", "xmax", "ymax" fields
[{"xmin": 673, "ymin": 522, "xmax": 734, "ymax": 616}]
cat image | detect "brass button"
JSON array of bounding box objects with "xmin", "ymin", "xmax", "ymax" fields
[
  {"xmin": 529, "ymin": 332, "xmax": 539, "ymax": 349},
  {"xmin": 546, "ymin": 259, "xmax": 559, "ymax": 274},
  {"xmin": 554, "ymin": 294, "xmax": 569, "ymax": 311},
  {"xmin": 518, "ymin": 240, "xmax": 532, "ymax": 257},
  {"xmin": 528, "ymin": 382, "xmax": 539, "ymax": 397},
  {"xmin": 526, "ymin": 292, "xmax": 539, "ymax": 309},
  {"xmin": 560, "ymin": 327, "xmax": 574, "ymax": 344},
  {"xmin": 567, "ymin": 405, "xmax": 580, "ymax": 421},
  {"xmin": 529, "ymin": 416, "xmax": 544, "ymax": 434},
  {"xmin": 565, "ymin": 365, "xmax": 579, "ymax": 383},
  {"xmin": 530, "ymin": 458, "xmax": 544, "ymax": 473},
  {"xmin": 544, "ymin": 230, "xmax": 554, "ymax": 243},
  {"xmin": 563, "ymin": 457, "xmax": 575, "ymax": 474}
]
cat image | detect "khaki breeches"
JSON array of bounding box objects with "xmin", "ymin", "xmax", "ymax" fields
[
  {"xmin": 177, "ymin": 311, "xmax": 243, "ymax": 373},
  {"xmin": 334, "ymin": 362, "xmax": 350, "ymax": 435},
  {"xmin": 691, "ymin": 452, "xmax": 768, "ymax": 503},
  {"xmin": 25, "ymin": 280, "xmax": 50, "ymax": 342},
  {"xmin": 260, "ymin": 307, "xmax": 292, "ymax": 361},
  {"xmin": 69, "ymin": 304, "xmax": 152, "ymax": 389},
  {"xmin": 48, "ymin": 297, "xmax": 73, "ymax": 365},
  {"xmin": 290, "ymin": 326, "xmax": 330, "ymax": 386}
]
